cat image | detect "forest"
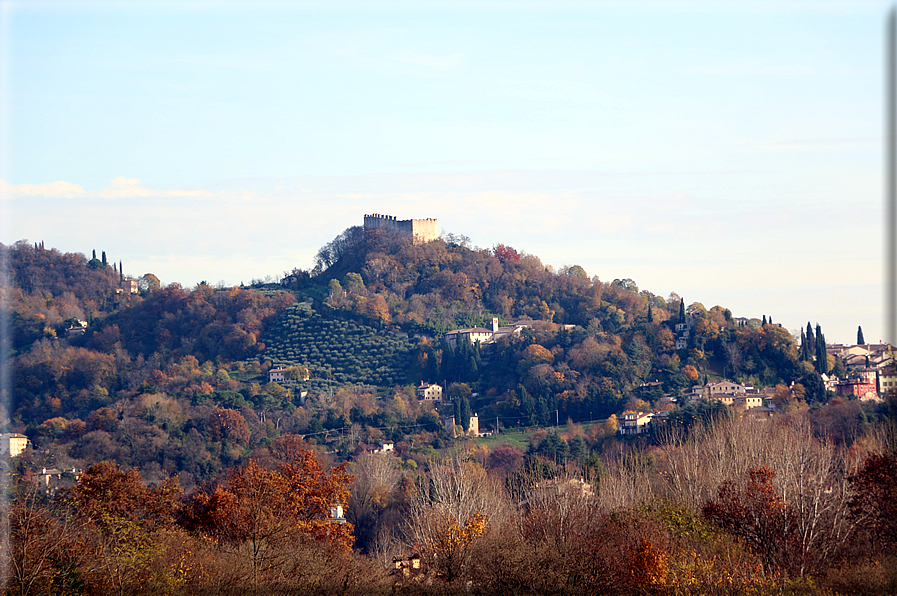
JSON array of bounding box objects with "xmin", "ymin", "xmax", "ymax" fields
[{"xmin": 2, "ymin": 232, "xmax": 896, "ymax": 594}]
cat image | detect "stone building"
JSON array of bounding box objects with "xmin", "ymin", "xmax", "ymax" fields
[{"xmin": 363, "ymin": 213, "xmax": 439, "ymax": 244}]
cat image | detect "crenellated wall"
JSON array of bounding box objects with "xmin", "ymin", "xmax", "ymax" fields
[{"xmin": 363, "ymin": 213, "xmax": 439, "ymax": 243}]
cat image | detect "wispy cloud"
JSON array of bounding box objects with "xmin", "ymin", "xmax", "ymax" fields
[{"xmin": 0, "ymin": 179, "xmax": 85, "ymax": 199}]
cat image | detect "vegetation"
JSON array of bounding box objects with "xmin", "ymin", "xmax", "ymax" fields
[{"xmin": 3, "ymin": 232, "xmax": 896, "ymax": 594}]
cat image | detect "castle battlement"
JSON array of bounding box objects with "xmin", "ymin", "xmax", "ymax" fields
[{"xmin": 363, "ymin": 213, "xmax": 439, "ymax": 244}]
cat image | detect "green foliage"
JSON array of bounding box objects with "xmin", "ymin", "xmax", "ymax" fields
[{"xmin": 262, "ymin": 302, "xmax": 416, "ymax": 389}]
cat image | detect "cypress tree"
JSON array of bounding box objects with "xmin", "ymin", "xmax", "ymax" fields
[
  {"xmin": 679, "ymin": 299, "xmax": 686, "ymax": 324},
  {"xmin": 815, "ymin": 324, "xmax": 828, "ymax": 374},
  {"xmin": 857, "ymin": 326, "xmax": 865, "ymax": 345},
  {"xmin": 762, "ymin": 315, "xmax": 767, "ymax": 326},
  {"xmin": 101, "ymin": 250, "xmax": 107, "ymax": 266},
  {"xmin": 647, "ymin": 303, "xmax": 653, "ymax": 323},
  {"xmin": 120, "ymin": 261, "xmax": 124, "ymax": 282},
  {"xmin": 460, "ymin": 397, "xmax": 471, "ymax": 432},
  {"xmin": 806, "ymin": 323, "xmax": 815, "ymax": 351},
  {"xmin": 800, "ymin": 328, "xmax": 809, "ymax": 361}
]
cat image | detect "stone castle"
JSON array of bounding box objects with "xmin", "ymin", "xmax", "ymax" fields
[{"xmin": 363, "ymin": 213, "xmax": 439, "ymax": 244}]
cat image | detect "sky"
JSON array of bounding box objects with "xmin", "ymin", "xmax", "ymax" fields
[{"xmin": 0, "ymin": 0, "xmax": 891, "ymax": 345}]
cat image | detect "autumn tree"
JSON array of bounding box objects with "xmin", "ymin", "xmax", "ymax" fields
[
  {"xmin": 702, "ymin": 466, "xmax": 795, "ymax": 574},
  {"xmin": 405, "ymin": 452, "xmax": 500, "ymax": 582},
  {"xmin": 183, "ymin": 435, "xmax": 353, "ymax": 586},
  {"xmin": 848, "ymin": 451, "xmax": 897, "ymax": 552},
  {"xmin": 6, "ymin": 481, "xmax": 88, "ymax": 596},
  {"xmin": 64, "ymin": 462, "xmax": 183, "ymax": 595}
]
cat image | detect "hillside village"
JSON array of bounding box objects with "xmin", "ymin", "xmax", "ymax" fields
[{"xmin": 2, "ymin": 219, "xmax": 897, "ymax": 595}]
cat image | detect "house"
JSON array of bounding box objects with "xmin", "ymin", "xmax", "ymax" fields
[
  {"xmin": 37, "ymin": 467, "xmax": 80, "ymax": 496},
  {"xmin": 372, "ymin": 441, "xmax": 395, "ymax": 454},
  {"xmin": 618, "ymin": 412, "xmax": 653, "ymax": 436},
  {"xmin": 674, "ymin": 319, "xmax": 693, "ymax": 350},
  {"xmin": 329, "ymin": 504, "xmax": 346, "ymax": 523},
  {"xmin": 733, "ymin": 395, "xmax": 764, "ymax": 409},
  {"xmin": 686, "ymin": 381, "xmax": 754, "ymax": 400},
  {"xmin": 1, "ymin": 433, "xmax": 29, "ymax": 457},
  {"xmin": 391, "ymin": 554, "xmax": 422, "ymax": 578},
  {"xmin": 440, "ymin": 414, "xmax": 480, "ymax": 437},
  {"xmin": 879, "ymin": 364, "xmax": 897, "ymax": 395},
  {"xmin": 820, "ymin": 373, "xmax": 840, "ymax": 393},
  {"xmin": 828, "ymin": 343, "xmax": 895, "ymax": 369},
  {"xmin": 533, "ymin": 476, "xmax": 594, "ymax": 499},
  {"xmin": 444, "ymin": 317, "xmax": 530, "ymax": 349},
  {"xmin": 416, "ymin": 382, "xmax": 443, "ymax": 401},
  {"xmin": 836, "ymin": 368, "xmax": 879, "ymax": 400},
  {"xmin": 65, "ymin": 320, "xmax": 88, "ymax": 337},
  {"xmin": 268, "ymin": 367, "xmax": 287, "ymax": 383}
]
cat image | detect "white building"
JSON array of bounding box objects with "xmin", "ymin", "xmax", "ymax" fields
[{"xmin": 1, "ymin": 433, "xmax": 29, "ymax": 457}]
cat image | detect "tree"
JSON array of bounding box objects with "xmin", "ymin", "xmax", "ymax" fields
[
  {"xmin": 800, "ymin": 328, "xmax": 810, "ymax": 362},
  {"xmin": 486, "ymin": 444, "xmax": 524, "ymax": 477},
  {"xmin": 184, "ymin": 436, "xmax": 354, "ymax": 578},
  {"xmin": 493, "ymin": 243, "xmax": 521, "ymax": 264},
  {"xmin": 8, "ymin": 482, "xmax": 88, "ymax": 596},
  {"xmin": 138, "ymin": 273, "xmax": 161, "ymax": 293},
  {"xmin": 406, "ymin": 453, "xmax": 496, "ymax": 582},
  {"xmin": 679, "ymin": 299, "xmax": 686, "ymax": 324},
  {"xmin": 460, "ymin": 397, "xmax": 472, "ymax": 432},
  {"xmin": 64, "ymin": 462, "xmax": 182, "ymax": 595},
  {"xmin": 207, "ymin": 408, "xmax": 251, "ymax": 445},
  {"xmin": 815, "ymin": 324, "xmax": 828, "ymax": 374},
  {"xmin": 857, "ymin": 326, "xmax": 865, "ymax": 345},
  {"xmin": 702, "ymin": 467, "xmax": 795, "ymax": 574},
  {"xmin": 848, "ymin": 451, "xmax": 897, "ymax": 551},
  {"xmin": 101, "ymin": 250, "xmax": 107, "ymax": 266}
]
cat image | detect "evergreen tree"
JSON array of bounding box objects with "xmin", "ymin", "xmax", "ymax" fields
[
  {"xmin": 815, "ymin": 324, "xmax": 828, "ymax": 374},
  {"xmin": 800, "ymin": 328, "xmax": 810, "ymax": 361},
  {"xmin": 679, "ymin": 299, "xmax": 686, "ymax": 324},
  {"xmin": 762, "ymin": 315, "xmax": 767, "ymax": 326},
  {"xmin": 806, "ymin": 322, "xmax": 815, "ymax": 352},
  {"xmin": 647, "ymin": 303, "xmax": 653, "ymax": 323},
  {"xmin": 460, "ymin": 397, "xmax": 471, "ymax": 432},
  {"xmin": 858, "ymin": 326, "xmax": 865, "ymax": 345},
  {"xmin": 120, "ymin": 260, "xmax": 124, "ymax": 282},
  {"xmin": 569, "ymin": 435, "xmax": 586, "ymax": 462},
  {"xmin": 92, "ymin": 249, "xmax": 96, "ymax": 260},
  {"xmin": 519, "ymin": 385, "xmax": 536, "ymax": 427},
  {"xmin": 101, "ymin": 250, "xmax": 107, "ymax": 266}
]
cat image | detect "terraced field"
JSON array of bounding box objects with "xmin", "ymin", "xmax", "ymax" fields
[{"xmin": 263, "ymin": 302, "xmax": 417, "ymax": 391}]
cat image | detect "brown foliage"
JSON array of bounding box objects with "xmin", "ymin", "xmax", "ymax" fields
[
  {"xmin": 848, "ymin": 451, "xmax": 897, "ymax": 552},
  {"xmin": 182, "ymin": 438, "xmax": 354, "ymax": 585},
  {"xmin": 702, "ymin": 466, "xmax": 797, "ymax": 574}
]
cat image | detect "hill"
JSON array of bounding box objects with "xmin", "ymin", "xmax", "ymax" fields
[{"xmin": 2, "ymin": 228, "xmax": 852, "ymax": 487}]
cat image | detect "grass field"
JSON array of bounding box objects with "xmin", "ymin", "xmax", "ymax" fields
[{"xmin": 473, "ymin": 423, "xmax": 598, "ymax": 451}]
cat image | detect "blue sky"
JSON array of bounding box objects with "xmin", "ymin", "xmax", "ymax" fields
[{"xmin": 0, "ymin": 0, "xmax": 890, "ymax": 345}]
